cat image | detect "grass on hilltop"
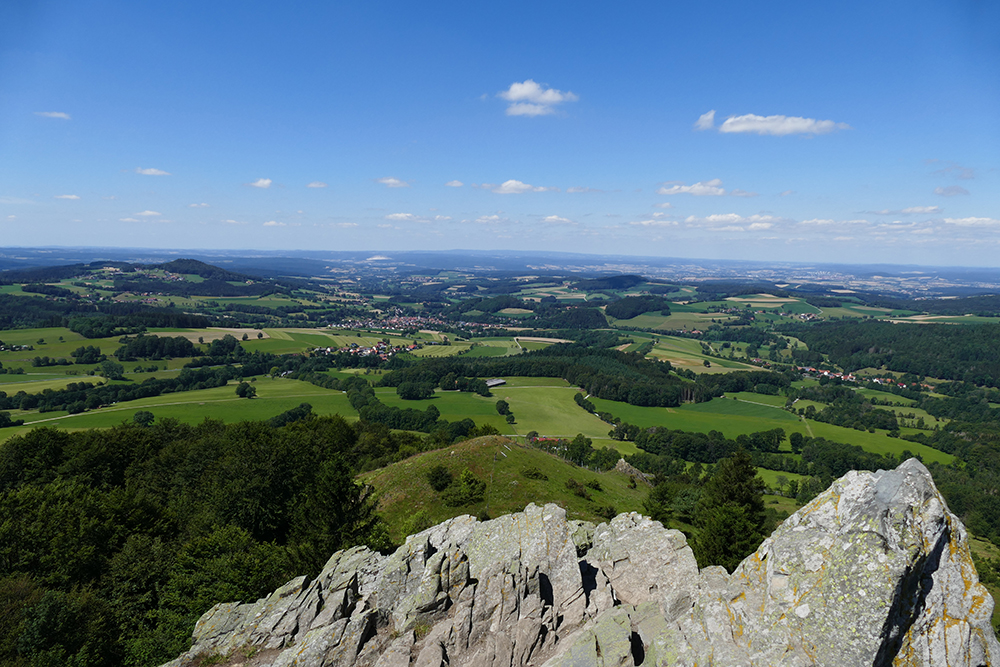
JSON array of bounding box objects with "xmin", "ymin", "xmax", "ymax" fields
[{"xmin": 361, "ymin": 435, "xmax": 648, "ymax": 543}]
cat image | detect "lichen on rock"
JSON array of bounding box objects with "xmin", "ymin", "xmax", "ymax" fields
[{"xmin": 160, "ymin": 459, "xmax": 998, "ymax": 667}]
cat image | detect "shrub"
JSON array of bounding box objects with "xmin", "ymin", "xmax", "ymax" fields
[{"xmin": 426, "ymin": 465, "xmax": 453, "ymax": 492}]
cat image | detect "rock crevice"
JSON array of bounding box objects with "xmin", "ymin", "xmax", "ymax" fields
[{"xmin": 161, "ymin": 459, "xmax": 998, "ymax": 667}]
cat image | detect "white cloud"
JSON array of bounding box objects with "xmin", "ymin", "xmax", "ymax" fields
[
  {"xmin": 223, "ymin": 219, "xmax": 247, "ymax": 225},
  {"xmin": 730, "ymin": 189, "xmax": 758, "ymax": 198},
  {"xmin": 189, "ymin": 203, "xmax": 210, "ymax": 208},
  {"xmin": 542, "ymin": 215, "xmax": 574, "ymax": 225},
  {"xmin": 135, "ymin": 210, "xmax": 161, "ymax": 216},
  {"xmin": 871, "ymin": 205, "xmax": 942, "ymax": 215},
  {"xmin": 800, "ymin": 218, "xmax": 837, "ymax": 225},
  {"xmin": 35, "ymin": 111, "xmax": 70, "ymax": 120},
  {"xmin": 445, "ymin": 180, "xmax": 464, "ymax": 187},
  {"xmin": 376, "ymin": 177, "xmax": 409, "ymax": 188},
  {"xmin": 654, "ymin": 202, "xmax": 674, "ymax": 209},
  {"xmin": 6, "ymin": 215, "xmax": 14, "ymax": 220},
  {"xmin": 54, "ymin": 194, "xmax": 80, "ymax": 200},
  {"xmin": 694, "ymin": 110, "xmax": 715, "ymax": 131},
  {"xmin": 657, "ymin": 179, "xmax": 725, "ymax": 196},
  {"xmin": 935, "ymin": 186, "xmax": 969, "ymax": 197},
  {"xmin": 136, "ymin": 167, "xmax": 170, "ymax": 176},
  {"xmin": 718, "ymin": 113, "xmax": 850, "ymax": 136},
  {"xmin": 943, "ymin": 217, "xmax": 1000, "ymax": 226},
  {"xmin": 334, "ymin": 222, "xmax": 358, "ymax": 228},
  {"xmin": 386, "ymin": 213, "xmax": 419, "ymax": 221},
  {"xmin": 630, "ymin": 219, "xmax": 677, "ymax": 227},
  {"xmin": 249, "ymin": 178, "xmax": 272, "ymax": 189},
  {"xmin": 433, "ymin": 215, "xmax": 452, "ymax": 221},
  {"xmin": 263, "ymin": 220, "xmax": 285, "ymax": 226},
  {"xmin": 119, "ymin": 217, "xmax": 139, "ymax": 222},
  {"xmin": 491, "ymin": 179, "xmax": 558, "ymax": 194},
  {"xmin": 499, "ymin": 79, "xmax": 578, "ymax": 116},
  {"xmin": 685, "ymin": 214, "xmax": 780, "ymax": 231},
  {"xmin": 307, "ymin": 181, "xmax": 328, "ymax": 188}
]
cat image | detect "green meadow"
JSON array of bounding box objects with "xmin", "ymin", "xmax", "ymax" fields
[{"xmin": 0, "ymin": 378, "xmax": 356, "ymax": 443}]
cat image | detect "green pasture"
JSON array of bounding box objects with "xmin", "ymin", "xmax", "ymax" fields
[
  {"xmin": 374, "ymin": 382, "xmax": 611, "ymax": 441},
  {"xmin": 589, "ymin": 394, "xmax": 953, "ymax": 464},
  {"xmin": 802, "ymin": 421, "xmax": 952, "ymax": 464},
  {"xmin": 756, "ymin": 467, "xmax": 807, "ymax": 489},
  {"xmin": 589, "ymin": 395, "xmax": 798, "ymax": 441},
  {"xmin": 723, "ymin": 391, "xmax": 788, "ymax": 407},
  {"xmin": 0, "ymin": 378, "xmax": 356, "ymax": 443}
]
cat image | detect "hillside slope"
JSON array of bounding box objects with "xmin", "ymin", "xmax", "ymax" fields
[{"xmin": 362, "ymin": 435, "xmax": 647, "ymax": 542}]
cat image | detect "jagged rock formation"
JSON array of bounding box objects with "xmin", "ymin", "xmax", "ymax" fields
[{"xmin": 161, "ymin": 459, "xmax": 998, "ymax": 666}]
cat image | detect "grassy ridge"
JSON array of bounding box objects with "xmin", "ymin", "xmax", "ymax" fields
[{"xmin": 361, "ymin": 435, "xmax": 647, "ymax": 542}]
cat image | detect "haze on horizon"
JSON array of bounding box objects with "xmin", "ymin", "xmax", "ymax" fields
[{"xmin": 1, "ymin": 1, "xmax": 998, "ymax": 267}]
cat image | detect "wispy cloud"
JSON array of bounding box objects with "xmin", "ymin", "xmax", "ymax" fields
[
  {"xmin": 654, "ymin": 202, "xmax": 674, "ymax": 209},
  {"xmin": 189, "ymin": 203, "xmax": 210, "ymax": 208},
  {"xmin": 730, "ymin": 189, "xmax": 758, "ymax": 198},
  {"xmin": 223, "ymin": 219, "xmax": 247, "ymax": 225},
  {"xmin": 136, "ymin": 167, "xmax": 170, "ymax": 176},
  {"xmin": 386, "ymin": 213, "xmax": 421, "ymax": 221},
  {"xmin": 249, "ymin": 178, "xmax": 272, "ymax": 189},
  {"xmin": 684, "ymin": 213, "xmax": 780, "ymax": 231},
  {"xmin": 499, "ymin": 79, "xmax": 578, "ymax": 116},
  {"xmin": 631, "ymin": 219, "xmax": 677, "ymax": 227},
  {"xmin": 928, "ymin": 160, "xmax": 975, "ymax": 180},
  {"xmin": 445, "ymin": 180, "xmax": 464, "ymax": 187},
  {"xmin": 869, "ymin": 205, "xmax": 942, "ymax": 215},
  {"xmin": 307, "ymin": 181, "xmax": 328, "ymax": 188},
  {"xmin": 119, "ymin": 217, "xmax": 139, "ymax": 222},
  {"xmin": 713, "ymin": 113, "xmax": 850, "ymax": 136},
  {"xmin": 657, "ymin": 179, "xmax": 725, "ymax": 196},
  {"xmin": 35, "ymin": 111, "xmax": 70, "ymax": 120},
  {"xmin": 54, "ymin": 194, "xmax": 80, "ymax": 200},
  {"xmin": 944, "ymin": 217, "xmax": 1000, "ymax": 226},
  {"xmin": 333, "ymin": 222, "xmax": 358, "ymax": 228},
  {"xmin": 935, "ymin": 186, "xmax": 969, "ymax": 197},
  {"xmin": 376, "ymin": 177, "xmax": 409, "ymax": 188},
  {"xmin": 263, "ymin": 220, "xmax": 285, "ymax": 226},
  {"xmin": 135, "ymin": 210, "xmax": 161, "ymax": 217},
  {"xmin": 486, "ymin": 179, "xmax": 558, "ymax": 194},
  {"xmin": 542, "ymin": 215, "xmax": 575, "ymax": 225},
  {"xmin": 694, "ymin": 110, "xmax": 716, "ymax": 131}
]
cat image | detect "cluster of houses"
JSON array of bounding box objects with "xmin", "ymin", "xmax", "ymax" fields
[
  {"xmin": 797, "ymin": 366, "xmax": 858, "ymax": 382},
  {"xmin": 312, "ymin": 340, "xmax": 422, "ymax": 361},
  {"xmin": 795, "ymin": 366, "xmax": 932, "ymax": 390}
]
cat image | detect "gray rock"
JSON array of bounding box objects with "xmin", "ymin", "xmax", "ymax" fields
[{"xmin": 161, "ymin": 460, "xmax": 998, "ymax": 667}]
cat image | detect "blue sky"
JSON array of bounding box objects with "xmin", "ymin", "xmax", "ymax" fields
[{"xmin": 1, "ymin": 1, "xmax": 998, "ymax": 266}]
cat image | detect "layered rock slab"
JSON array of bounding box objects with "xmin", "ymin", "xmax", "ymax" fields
[{"xmin": 161, "ymin": 459, "xmax": 998, "ymax": 667}]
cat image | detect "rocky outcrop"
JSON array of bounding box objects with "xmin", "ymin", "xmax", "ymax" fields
[{"xmin": 160, "ymin": 459, "xmax": 998, "ymax": 667}]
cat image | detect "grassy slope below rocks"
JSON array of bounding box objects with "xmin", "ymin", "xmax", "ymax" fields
[{"xmin": 361, "ymin": 435, "xmax": 648, "ymax": 543}]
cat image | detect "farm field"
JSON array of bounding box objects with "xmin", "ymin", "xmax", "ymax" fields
[
  {"xmin": 0, "ymin": 378, "xmax": 356, "ymax": 443},
  {"xmin": 375, "ymin": 382, "xmax": 612, "ymax": 442},
  {"xmin": 589, "ymin": 394, "xmax": 953, "ymax": 464}
]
